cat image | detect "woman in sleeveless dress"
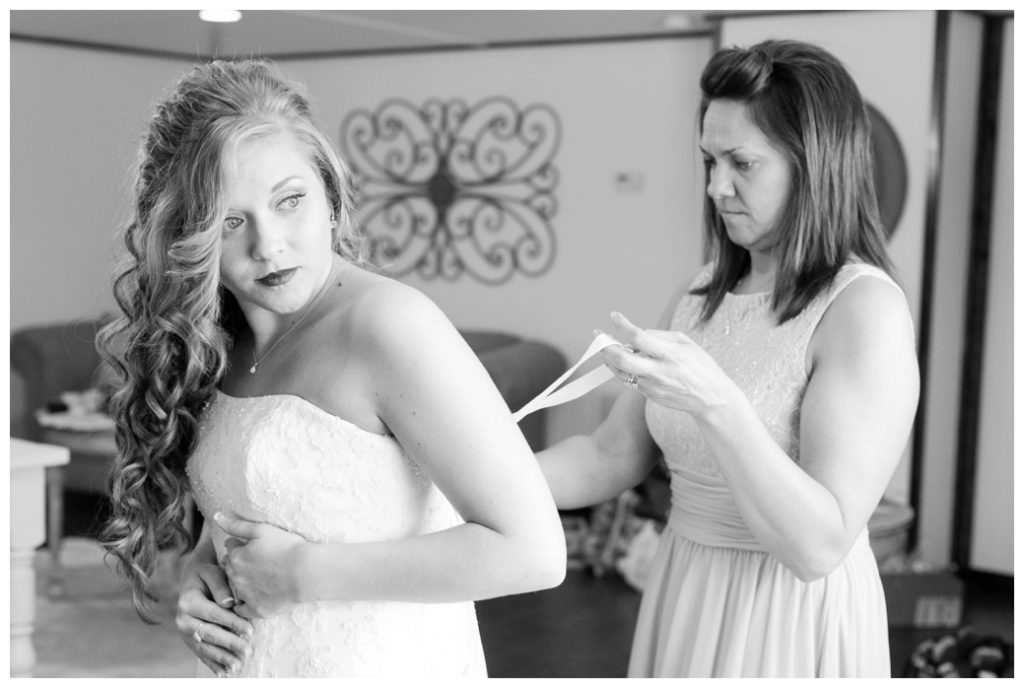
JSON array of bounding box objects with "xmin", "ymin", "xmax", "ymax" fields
[
  {"xmin": 98, "ymin": 59, "xmax": 566, "ymax": 678},
  {"xmin": 536, "ymin": 40, "xmax": 919, "ymax": 677}
]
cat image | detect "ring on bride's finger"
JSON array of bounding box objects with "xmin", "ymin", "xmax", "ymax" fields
[
  {"xmin": 193, "ymin": 621, "xmax": 206, "ymax": 644},
  {"xmin": 625, "ymin": 374, "xmax": 638, "ymax": 389}
]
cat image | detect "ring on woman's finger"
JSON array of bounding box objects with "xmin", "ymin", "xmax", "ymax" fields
[
  {"xmin": 193, "ymin": 621, "xmax": 207, "ymax": 644},
  {"xmin": 625, "ymin": 374, "xmax": 638, "ymax": 389}
]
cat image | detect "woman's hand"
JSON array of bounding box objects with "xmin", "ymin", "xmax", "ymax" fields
[
  {"xmin": 598, "ymin": 311, "xmax": 740, "ymax": 419},
  {"xmin": 175, "ymin": 558, "xmax": 254, "ymax": 677},
  {"xmin": 216, "ymin": 512, "xmax": 308, "ymax": 620}
]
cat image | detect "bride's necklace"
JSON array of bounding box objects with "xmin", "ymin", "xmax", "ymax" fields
[{"xmin": 249, "ymin": 262, "xmax": 342, "ymax": 375}]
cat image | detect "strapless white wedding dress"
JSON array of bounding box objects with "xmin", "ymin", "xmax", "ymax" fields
[{"xmin": 186, "ymin": 390, "xmax": 487, "ymax": 678}]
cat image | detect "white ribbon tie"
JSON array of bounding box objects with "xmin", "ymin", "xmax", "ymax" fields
[{"xmin": 512, "ymin": 332, "xmax": 623, "ymax": 423}]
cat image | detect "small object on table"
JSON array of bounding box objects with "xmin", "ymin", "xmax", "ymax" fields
[{"xmin": 35, "ymin": 388, "xmax": 115, "ymax": 434}]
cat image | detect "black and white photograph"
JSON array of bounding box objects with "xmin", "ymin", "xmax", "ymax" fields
[{"xmin": 8, "ymin": 7, "xmax": 1014, "ymax": 679}]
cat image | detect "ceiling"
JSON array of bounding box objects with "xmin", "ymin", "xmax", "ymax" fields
[{"xmin": 10, "ymin": 9, "xmax": 725, "ymax": 61}]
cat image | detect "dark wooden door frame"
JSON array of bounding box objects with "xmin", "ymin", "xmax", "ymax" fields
[{"xmin": 949, "ymin": 13, "xmax": 1008, "ymax": 571}]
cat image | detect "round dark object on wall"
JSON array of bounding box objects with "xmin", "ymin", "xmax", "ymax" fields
[{"xmin": 866, "ymin": 102, "xmax": 908, "ymax": 240}]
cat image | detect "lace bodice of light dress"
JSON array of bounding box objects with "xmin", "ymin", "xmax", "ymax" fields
[
  {"xmin": 186, "ymin": 390, "xmax": 486, "ymax": 678},
  {"xmin": 647, "ymin": 261, "xmax": 902, "ymax": 481}
]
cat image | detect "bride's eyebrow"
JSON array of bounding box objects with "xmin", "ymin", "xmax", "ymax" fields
[{"xmin": 270, "ymin": 175, "xmax": 305, "ymax": 192}]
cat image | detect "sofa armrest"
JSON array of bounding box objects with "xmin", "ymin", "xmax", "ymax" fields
[
  {"xmin": 471, "ymin": 338, "xmax": 568, "ymax": 452},
  {"xmin": 476, "ymin": 340, "xmax": 568, "ymax": 414},
  {"xmin": 10, "ymin": 319, "xmax": 106, "ymax": 440}
]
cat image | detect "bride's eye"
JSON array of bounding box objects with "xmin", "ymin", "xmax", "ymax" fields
[{"xmin": 277, "ymin": 193, "xmax": 305, "ymax": 211}]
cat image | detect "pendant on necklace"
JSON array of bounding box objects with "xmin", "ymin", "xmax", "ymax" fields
[{"xmin": 246, "ymin": 262, "xmax": 343, "ymax": 377}]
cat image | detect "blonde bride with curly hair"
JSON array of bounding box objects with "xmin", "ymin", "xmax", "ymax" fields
[{"xmin": 98, "ymin": 58, "xmax": 565, "ymax": 678}]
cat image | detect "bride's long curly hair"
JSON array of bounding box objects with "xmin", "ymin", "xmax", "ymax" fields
[{"xmin": 98, "ymin": 59, "xmax": 366, "ymax": 621}]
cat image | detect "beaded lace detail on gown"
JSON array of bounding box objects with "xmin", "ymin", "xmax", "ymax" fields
[{"xmin": 186, "ymin": 391, "xmax": 486, "ymax": 678}]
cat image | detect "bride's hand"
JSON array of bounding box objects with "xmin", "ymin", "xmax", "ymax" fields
[
  {"xmin": 216, "ymin": 512, "xmax": 307, "ymax": 619},
  {"xmin": 599, "ymin": 311, "xmax": 741, "ymax": 419},
  {"xmin": 176, "ymin": 557, "xmax": 253, "ymax": 676}
]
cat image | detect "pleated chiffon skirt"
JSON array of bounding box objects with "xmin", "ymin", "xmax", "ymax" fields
[{"xmin": 627, "ymin": 526, "xmax": 890, "ymax": 678}]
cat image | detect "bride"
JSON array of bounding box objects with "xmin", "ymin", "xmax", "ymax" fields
[{"xmin": 98, "ymin": 58, "xmax": 566, "ymax": 677}]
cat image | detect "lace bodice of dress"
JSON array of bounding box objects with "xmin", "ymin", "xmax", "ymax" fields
[
  {"xmin": 646, "ymin": 262, "xmax": 901, "ymax": 479},
  {"xmin": 187, "ymin": 391, "xmax": 458, "ymax": 545},
  {"xmin": 185, "ymin": 391, "xmax": 483, "ymax": 677}
]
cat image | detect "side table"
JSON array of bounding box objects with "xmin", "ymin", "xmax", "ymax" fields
[
  {"xmin": 38, "ymin": 423, "xmax": 198, "ymax": 598},
  {"xmin": 38, "ymin": 425, "xmax": 117, "ymax": 598},
  {"xmin": 11, "ymin": 439, "xmax": 70, "ymax": 677}
]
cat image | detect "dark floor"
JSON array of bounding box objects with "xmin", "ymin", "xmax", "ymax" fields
[
  {"xmin": 477, "ymin": 566, "xmax": 642, "ymax": 677},
  {"xmin": 60, "ymin": 492, "xmax": 1012, "ymax": 678}
]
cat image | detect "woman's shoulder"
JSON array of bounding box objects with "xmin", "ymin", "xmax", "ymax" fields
[
  {"xmin": 345, "ymin": 268, "xmax": 432, "ymax": 314},
  {"xmin": 808, "ymin": 261, "xmax": 918, "ymax": 386},
  {"xmin": 833, "ymin": 261, "xmax": 901, "ymax": 293},
  {"xmin": 337, "ymin": 267, "xmax": 458, "ymax": 353},
  {"xmin": 817, "ymin": 261, "xmax": 914, "ymax": 345}
]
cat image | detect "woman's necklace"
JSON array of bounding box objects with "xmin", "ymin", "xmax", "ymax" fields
[{"xmin": 249, "ymin": 262, "xmax": 342, "ymax": 375}]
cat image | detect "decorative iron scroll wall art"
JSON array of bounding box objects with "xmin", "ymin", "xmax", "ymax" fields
[{"xmin": 340, "ymin": 97, "xmax": 562, "ymax": 284}]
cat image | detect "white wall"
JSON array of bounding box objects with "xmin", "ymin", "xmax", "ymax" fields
[
  {"xmin": 10, "ymin": 43, "xmax": 187, "ymax": 329},
  {"xmin": 970, "ymin": 18, "xmax": 1014, "ymax": 576}
]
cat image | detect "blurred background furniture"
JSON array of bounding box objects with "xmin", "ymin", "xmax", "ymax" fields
[
  {"xmin": 11, "ymin": 319, "xmax": 111, "ymax": 597},
  {"xmin": 458, "ymin": 329, "xmax": 568, "ymax": 450},
  {"xmin": 10, "ymin": 439, "xmax": 69, "ymax": 677},
  {"xmin": 10, "ymin": 318, "xmax": 569, "ymax": 595},
  {"xmin": 10, "ymin": 319, "xmax": 107, "ymax": 444}
]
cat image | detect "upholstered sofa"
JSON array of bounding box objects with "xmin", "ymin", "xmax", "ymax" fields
[{"xmin": 11, "ymin": 318, "xmax": 568, "ymax": 451}]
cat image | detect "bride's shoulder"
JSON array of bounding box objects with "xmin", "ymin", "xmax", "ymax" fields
[
  {"xmin": 338, "ymin": 269, "xmax": 455, "ymax": 351},
  {"xmin": 346, "ymin": 271, "xmax": 442, "ymax": 322}
]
